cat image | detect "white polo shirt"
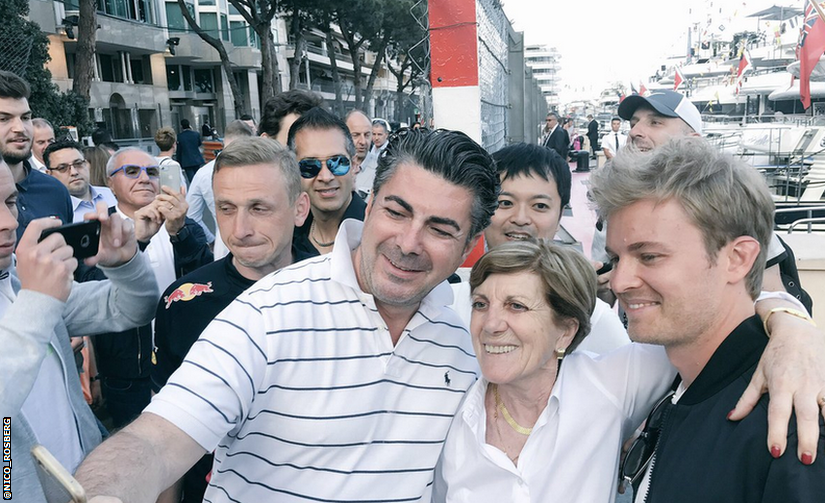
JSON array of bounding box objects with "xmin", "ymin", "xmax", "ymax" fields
[
  {"xmin": 146, "ymin": 219, "xmax": 480, "ymax": 503},
  {"xmin": 433, "ymin": 343, "xmax": 675, "ymax": 503}
]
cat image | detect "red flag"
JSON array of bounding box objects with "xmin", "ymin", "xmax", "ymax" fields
[
  {"xmin": 673, "ymin": 67, "xmax": 685, "ymax": 90},
  {"xmin": 735, "ymin": 51, "xmax": 752, "ymax": 95},
  {"xmin": 639, "ymin": 81, "xmax": 648, "ymax": 95},
  {"xmin": 620, "ymin": 92, "xmax": 626, "ymax": 102},
  {"xmin": 798, "ymin": 1, "xmax": 825, "ymax": 109}
]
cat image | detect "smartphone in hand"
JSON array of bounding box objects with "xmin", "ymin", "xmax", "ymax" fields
[
  {"xmin": 38, "ymin": 220, "xmax": 101, "ymax": 259},
  {"xmin": 160, "ymin": 163, "xmax": 182, "ymax": 191},
  {"xmin": 31, "ymin": 444, "xmax": 87, "ymax": 503}
]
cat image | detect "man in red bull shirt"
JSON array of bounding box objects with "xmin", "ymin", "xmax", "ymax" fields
[{"xmin": 151, "ymin": 137, "xmax": 310, "ymax": 502}]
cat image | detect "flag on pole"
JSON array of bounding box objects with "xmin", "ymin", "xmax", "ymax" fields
[
  {"xmin": 734, "ymin": 51, "xmax": 752, "ymax": 95},
  {"xmin": 630, "ymin": 82, "xmax": 639, "ymax": 95},
  {"xmin": 673, "ymin": 67, "xmax": 685, "ymax": 90},
  {"xmin": 798, "ymin": 1, "xmax": 825, "ymax": 109},
  {"xmin": 639, "ymin": 81, "xmax": 648, "ymax": 96}
]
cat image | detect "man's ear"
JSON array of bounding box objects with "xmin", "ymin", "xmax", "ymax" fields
[
  {"xmin": 293, "ymin": 191, "xmax": 310, "ymax": 227},
  {"xmin": 723, "ymin": 235, "xmax": 761, "ymax": 284},
  {"xmin": 462, "ymin": 233, "xmax": 483, "ymax": 262}
]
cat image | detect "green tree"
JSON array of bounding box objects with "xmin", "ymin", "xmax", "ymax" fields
[
  {"xmin": 228, "ymin": 0, "xmax": 282, "ymax": 102},
  {"xmin": 176, "ymin": 0, "xmax": 247, "ymax": 118},
  {"xmin": 0, "ymin": 0, "xmax": 92, "ymax": 135},
  {"xmin": 386, "ymin": 0, "xmax": 428, "ymax": 123}
]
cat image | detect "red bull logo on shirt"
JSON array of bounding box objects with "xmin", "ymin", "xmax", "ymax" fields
[{"xmin": 164, "ymin": 282, "xmax": 214, "ymax": 309}]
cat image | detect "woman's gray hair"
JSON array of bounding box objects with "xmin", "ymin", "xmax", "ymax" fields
[
  {"xmin": 469, "ymin": 240, "xmax": 596, "ymax": 353},
  {"xmin": 589, "ymin": 137, "xmax": 774, "ymax": 298},
  {"xmin": 214, "ymin": 137, "xmax": 301, "ymax": 205}
]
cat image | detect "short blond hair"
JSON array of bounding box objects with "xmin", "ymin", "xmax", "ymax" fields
[{"xmin": 590, "ymin": 137, "xmax": 774, "ymax": 298}]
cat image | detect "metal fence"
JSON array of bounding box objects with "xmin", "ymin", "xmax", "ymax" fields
[
  {"xmin": 0, "ymin": 31, "xmax": 33, "ymax": 77},
  {"xmin": 476, "ymin": 0, "xmax": 508, "ymax": 153}
]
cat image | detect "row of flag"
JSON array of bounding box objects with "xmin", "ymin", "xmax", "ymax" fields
[{"xmin": 623, "ymin": 1, "xmax": 825, "ymax": 110}]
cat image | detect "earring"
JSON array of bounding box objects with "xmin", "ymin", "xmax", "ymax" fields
[{"xmin": 556, "ymin": 348, "xmax": 566, "ymax": 361}]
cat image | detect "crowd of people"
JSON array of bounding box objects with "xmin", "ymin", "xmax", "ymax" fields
[{"xmin": 2, "ymin": 65, "xmax": 825, "ymax": 503}]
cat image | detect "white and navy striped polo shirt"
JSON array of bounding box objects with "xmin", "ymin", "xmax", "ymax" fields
[{"xmin": 146, "ymin": 220, "xmax": 480, "ymax": 502}]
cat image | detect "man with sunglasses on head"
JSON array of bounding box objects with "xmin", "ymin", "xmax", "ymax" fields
[
  {"xmin": 44, "ymin": 139, "xmax": 116, "ymax": 223},
  {"xmin": 290, "ymin": 108, "xmax": 366, "ymax": 256},
  {"xmin": 107, "ymin": 147, "xmax": 211, "ymax": 292}
]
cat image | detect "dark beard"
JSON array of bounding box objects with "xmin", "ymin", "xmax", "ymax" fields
[{"xmin": 1, "ymin": 148, "xmax": 31, "ymax": 166}]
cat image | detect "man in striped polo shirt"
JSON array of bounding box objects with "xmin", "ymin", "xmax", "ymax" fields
[{"xmin": 76, "ymin": 128, "xmax": 500, "ymax": 502}]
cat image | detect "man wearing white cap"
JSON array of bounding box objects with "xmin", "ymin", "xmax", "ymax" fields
[
  {"xmin": 592, "ymin": 90, "xmax": 811, "ymax": 313},
  {"xmin": 618, "ymin": 90, "xmax": 703, "ymax": 151}
]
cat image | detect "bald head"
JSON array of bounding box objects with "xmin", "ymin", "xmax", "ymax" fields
[{"xmin": 345, "ymin": 110, "xmax": 372, "ymax": 163}]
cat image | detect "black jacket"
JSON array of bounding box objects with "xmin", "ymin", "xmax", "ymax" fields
[
  {"xmin": 643, "ymin": 315, "xmax": 825, "ymax": 503},
  {"xmin": 587, "ymin": 119, "xmax": 599, "ymax": 144},
  {"xmin": 543, "ymin": 126, "xmax": 569, "ymax": 160},
  {"xmin": 293, "ymin": 192, "xmax": 367, "ymax": 257}
]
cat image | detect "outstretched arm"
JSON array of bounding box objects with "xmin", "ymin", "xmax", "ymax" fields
[
  {"xmin": 729, "ymin": 295, "xmax": 825, "ymax": 464},
  {"xmin": 76, "ymin": 412, "xmax": 206, "ymax": 503}
]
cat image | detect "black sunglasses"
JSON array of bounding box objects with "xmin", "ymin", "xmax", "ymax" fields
[
  {"xmin": 298, "ymin": 155, "xmax": 351, "ymax": 179},
  {"xmin": 619, "ymin": 390, "xmax": 675, "ymax": 491}
]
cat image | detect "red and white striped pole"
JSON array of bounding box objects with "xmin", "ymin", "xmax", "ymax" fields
[{"xmin": 428, "ymin": 0, "xmax": 483, "ymax": 143}]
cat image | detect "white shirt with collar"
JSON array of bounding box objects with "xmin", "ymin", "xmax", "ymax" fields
[
  {"xmin": 71, "ymin": 186, "xmax": 117, "ymax": 223},
  {"xmin": 145, "ymin": 219, "xmax": 480, "ymax": 503},
  {"xmin": 29, "ymin": 155, "xmax": 47, "ymax": 173},
  {"xmin": 602, "ymin": 130, "xmax": 627, "ymax": 157},
  {"xmin": 185, "ymin": 159, "xmax": 216, "ymax": 243},
  {"xmin": 355, "ymin": 144, "xmax": 386, "ymax": 195},
  {"xmin": 433, "ymin": 343, "xmax": 675, "ymax": 503}
]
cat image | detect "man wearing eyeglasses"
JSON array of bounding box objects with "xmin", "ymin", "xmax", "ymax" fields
[
  {"xmin": 43, "ymin": 139, "xmax": 116, "ymax": 223},
  {"xmin": 290, "ymin": 108, "xmax": 365, "ymax": 256},
  {"xmin": 0, "ymin": 70, "xmax": 73, "ymax": 239},
  {"xmin": 106, "ymin": 147, "xmax": 211, "ymax": 293}
]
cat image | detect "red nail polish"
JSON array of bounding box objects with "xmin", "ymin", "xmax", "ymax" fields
[
  {"xmin": 802, "ymin": 452, "xmax": 813, "ymax": 465},
  {"xmin": 771, "ymin": 446, "xmax": 781, "ymax": 458},
  {"xmin": 726, "ymin": 409, "xmax": 734, "ymax": 420}
]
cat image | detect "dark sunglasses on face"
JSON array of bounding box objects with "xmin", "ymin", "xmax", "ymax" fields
[
  {"xmin": 49, "ymin": 159, "xmax": 87, "ymax": 174},
  {"xmin": 619, "ymin": 390, "xmax": 675, "ymax": 490},
  {"xmin": 110, "ymin": 164, "xmax": 160, "ymax": 179},
  {"xmin": 298, "ymin": 155, "xmax": 351, "ymax": 179}
]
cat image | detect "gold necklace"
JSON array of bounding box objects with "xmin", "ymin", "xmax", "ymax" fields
[
  {"xmin": 492, "ymin": 384, "xmax": 533, "ymax": 435},
  {"xmin": 310, "ymin": 220, "xmax": 335, "ymax": 248}
]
